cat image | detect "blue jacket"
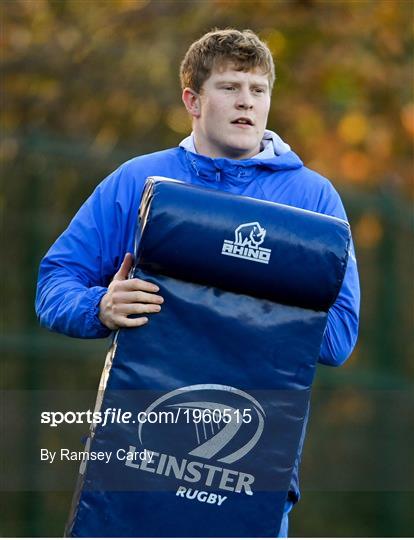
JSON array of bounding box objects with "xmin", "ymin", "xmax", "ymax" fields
[{"xmin": 36, "ymin": 143, "xmax": 359, "ymax": 368}]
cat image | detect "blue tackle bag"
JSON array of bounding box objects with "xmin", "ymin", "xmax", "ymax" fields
[{"xmin": 66, "ymin": 178, "xmax": 350, "ymax": 537}]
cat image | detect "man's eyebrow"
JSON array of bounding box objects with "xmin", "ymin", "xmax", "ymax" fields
[
  {"xmin": 215, "ymin": 80, "xmax": 241, "ymax": 86},
  {"xmin": 215, "ymin": 80, "xmax": 268, "ymax": 88}
]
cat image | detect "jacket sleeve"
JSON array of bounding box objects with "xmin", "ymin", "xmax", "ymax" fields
[
  {"xmin": 35, "ymin": 163, "xmax": 141, "ymax": 338},
  {"xmin": 316, "ymin": 182, "xmax": 361, "ymax": 366}
]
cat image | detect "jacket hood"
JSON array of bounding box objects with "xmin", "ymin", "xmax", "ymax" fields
[{"xmin": 179, "ymin": 130, "xmax": 303, "ymax": 184}]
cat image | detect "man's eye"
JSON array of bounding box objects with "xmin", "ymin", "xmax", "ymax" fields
[
  {"xmin": 224, "ymin": 86, "xmax": 235, "ymax": 91},
  {"xmin": 253, "ymin": 88, "xmax": 265, "ymax": 94}
]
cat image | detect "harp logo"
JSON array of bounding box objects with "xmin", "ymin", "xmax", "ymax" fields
[
  {"xmin": 138, "ymin": 384, "xmax": 265, "ymax": 464},
  {"xmin": 221, "ymin": 221, "xmax": 271, "ymax": 264}
]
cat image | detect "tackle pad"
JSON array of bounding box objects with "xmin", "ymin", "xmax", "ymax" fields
[{"xmin": 66, "ymin": 178, "xmax": 350, "ymax": 537}]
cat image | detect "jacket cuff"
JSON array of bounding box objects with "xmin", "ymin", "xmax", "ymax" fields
[{"xmin": 87, "ymin": 286, "xmax": 112, "ymax": 338}]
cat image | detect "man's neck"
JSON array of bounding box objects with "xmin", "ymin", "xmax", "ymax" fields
[
  {"xmin": 193, "ymin": 136, "xmax": 261, "ymax": 160},
  {"xmin": 179, "ymin": 131, "xmax": 277, "ymax": 160}
]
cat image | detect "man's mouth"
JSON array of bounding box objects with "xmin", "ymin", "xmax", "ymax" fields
[{"xmin": 231, "ymin": 117, "xmax": 254, "ymax": 126}]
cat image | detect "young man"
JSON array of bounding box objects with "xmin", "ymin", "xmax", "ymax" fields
[{"xmin": 36, "ymin": 29, "xmax": 360, "ymax": 536}]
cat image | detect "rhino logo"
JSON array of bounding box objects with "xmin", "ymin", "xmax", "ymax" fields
[
  {"xmin": 234, "ymin": 222, "xmax": 266, "ymax": 248},
  {"xmin": 221, "ymin": 221, "xmax": 271, "ymax": 264}
]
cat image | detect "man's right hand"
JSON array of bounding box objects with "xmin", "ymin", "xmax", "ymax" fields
[{"xmin": 98, "ymin": 253, "xmax": 164, "ymax": 330}]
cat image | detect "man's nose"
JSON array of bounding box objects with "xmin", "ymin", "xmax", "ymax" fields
[{"xmin": 235, "ymin": 89, "xmax": 254, "ymax": 109}]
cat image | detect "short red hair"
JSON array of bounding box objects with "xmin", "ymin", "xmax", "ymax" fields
[{"xmin": 180, "ymin": 28, "xmax": 275, "ymax": 93}]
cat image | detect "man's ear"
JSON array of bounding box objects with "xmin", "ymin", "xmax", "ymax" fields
[{"xmin": 182, "ymin": 88, "xmax": 201, "ymax": 118}]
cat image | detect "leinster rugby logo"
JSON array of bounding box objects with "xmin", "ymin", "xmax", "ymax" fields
[
  {"xmin": 221, "ymin": 221, "xmax": 271, "ymax": 264},
  {"xmin": 125, "ymin": 385, "xmax": 266, "ymax": 503}
]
